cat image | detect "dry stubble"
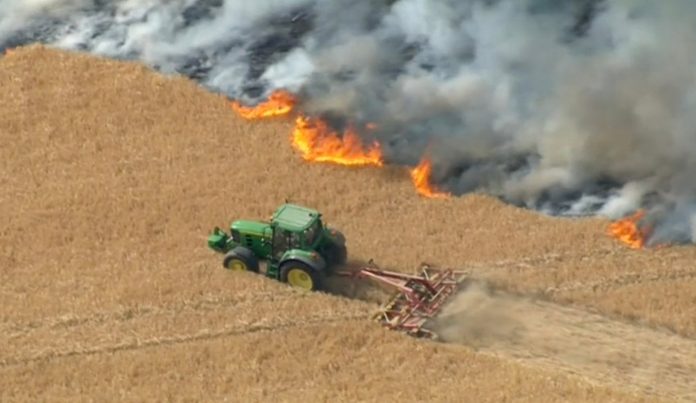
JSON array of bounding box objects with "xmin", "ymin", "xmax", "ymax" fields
[{"xmin": 0, "ymin": 45, "xmax": 687, "ymax": 402}]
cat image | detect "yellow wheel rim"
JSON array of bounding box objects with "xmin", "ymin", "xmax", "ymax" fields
[
  {"xmin": 228, "ymin": 259, "xmax": 247, "ymax": 271},
  {"xmin": 287, "ymin": 268, "xmax": 314, "ymax": 290}
]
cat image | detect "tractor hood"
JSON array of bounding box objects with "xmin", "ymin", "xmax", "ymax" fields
[{"xmin": 231, "ymin": 220, "xmax": 271, "ymax": 236}]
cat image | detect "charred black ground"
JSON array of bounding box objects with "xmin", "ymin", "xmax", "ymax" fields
[{"xmin": 0, "ymin": 0, "xmax": 602, "ymax": 99}]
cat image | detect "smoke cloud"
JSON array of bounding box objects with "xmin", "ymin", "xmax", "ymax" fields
[{"xmin": 2, "ymin": 0, "xmax": 696, "ymax": 245}]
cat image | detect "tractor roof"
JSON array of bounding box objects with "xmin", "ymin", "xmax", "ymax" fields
[{"xmin": 271, "ymin": 203, "xmax": 321, "ymax": 232}]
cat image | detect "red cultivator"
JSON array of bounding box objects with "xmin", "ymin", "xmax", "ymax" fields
[{"xmin": 337, "ymin": 260, "xmax": 469, "ymax": 340}]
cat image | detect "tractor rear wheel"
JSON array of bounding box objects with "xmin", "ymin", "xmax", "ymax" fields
[
  {"xmin": 222, "ymin": 247, "xmax": 259, "ymax": 273},
  {"xmin": 280, "ymin": 261, "xmax": 320, "ymax": 291},
  {"xmin": 328, "ymin": 243, "xmax": 347, "ymax": 266}
]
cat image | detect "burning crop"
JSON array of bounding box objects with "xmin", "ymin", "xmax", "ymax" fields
[
  {"xmin": 230, "ymin": 90, "xmax": 296, "ymax": 119},
  {"xmin": 607, "ymin": 210, "xmax": 651, "ymax": 250},
  {"xmin": 228, "ymin": 90, "xmax": 680, "ymax": 248},
  {"xmin": 291, "ymin": 116, "xmax": 383, "ymax": 167},
  {"xmin": 226, "ymin": 91, "xmax": 458, "ymax": 198},
  {"xmin": 409, "ymin": 158, "xmax": 450, "ymax": 199}
]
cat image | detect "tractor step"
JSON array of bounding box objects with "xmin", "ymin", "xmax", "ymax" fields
[{"xmin": 335, "ymin": 260, "xmax": 468, "ymax": 339}]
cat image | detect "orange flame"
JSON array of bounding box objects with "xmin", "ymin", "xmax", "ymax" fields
[
  {"xmin": 4, "ymin": 48, "xmax": 14, "ymax": 57},
  {"xmin": 607, "ymin": 210, "xmax": 650, "ymax": 249},
  {"xmin": 227, "ymin": 92, "xmax": 452, "ymax": 197},
  {"xmin": 230, "ymin": 90, "xmax": 296, "ymax": 119},
  {"xmin": 409, "ymin": 158, "xmax": 450, "ymax": 199},
  {"xmin": 291, "ymin": 116, "xmax": 383, "ymax": 166}
]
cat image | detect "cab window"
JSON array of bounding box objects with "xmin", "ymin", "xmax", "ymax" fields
[
  {"xmin": 289, "ymin": 231, "xmax": 302, "ymax": 248},
  {"xmin": 304, "ymin": 221, "xmax": 321, "ymax": 246},
  {"xmin": 272, "ymin": 229, "xmax": 289, "ymax": 260}
]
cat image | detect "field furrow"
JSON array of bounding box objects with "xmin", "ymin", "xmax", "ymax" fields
[{"xmin": 434, "ymin": 284, "xmax": 696, "ymax": 402}]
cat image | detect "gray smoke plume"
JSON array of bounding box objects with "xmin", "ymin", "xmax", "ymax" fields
[{"xmin": 2, "ymin": 0, "xmax": 696, "ymax": 245}]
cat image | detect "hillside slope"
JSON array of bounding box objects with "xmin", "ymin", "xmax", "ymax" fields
[{"xmin": 1, "ymin": 45, "xmax": 693, "ymax": 402}]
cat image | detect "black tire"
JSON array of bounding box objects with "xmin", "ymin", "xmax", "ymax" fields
[
  {"xmin": 279, "ymin": 260, "xmax": 321, "ymax": 291},
  {"xmin": 222, "ymin": 246, "xmax": 259, "ymax": 273},
  {"xmin": 328, "ymin": 243, "xmax": 347, "ymax": 266}
]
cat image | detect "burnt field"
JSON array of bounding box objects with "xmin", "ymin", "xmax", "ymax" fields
[
  {"xmin": 1, "ymin": 46, "xmax": 696, "ymax": 402},
  {"xmin": 5, "ymin": 0, "xmax": 695, "ymax": 249}
]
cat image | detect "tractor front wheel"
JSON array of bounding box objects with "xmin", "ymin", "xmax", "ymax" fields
[
  {"xmin": 280, "ymin": 261, "xmax": 320, "ymax": 291},
  {"xmin": 222, "ymin": 247, "xmax": 259, "ymax": 273}
]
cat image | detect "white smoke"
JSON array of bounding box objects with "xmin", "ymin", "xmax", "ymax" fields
[
  {"xmin": 0, "ymin": 0, "xmax": 88, "ymax": 39},
  {"xmin": 2, "ymin": 0, "xmax": 696, "ymax": 245}
]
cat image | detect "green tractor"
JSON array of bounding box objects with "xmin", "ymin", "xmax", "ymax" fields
[{"xmin": 207, "ymin": 203, "xmax": 347, "ymax": 291}]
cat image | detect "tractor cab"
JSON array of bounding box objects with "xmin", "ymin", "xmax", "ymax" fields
[{"xmin": 269, "ymin": 203, "xmax": 325, "ymax": 252}]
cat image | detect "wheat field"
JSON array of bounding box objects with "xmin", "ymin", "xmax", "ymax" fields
[{"xmin": 2, "ymin": 44, "xmax": 696, "ymax": 402}]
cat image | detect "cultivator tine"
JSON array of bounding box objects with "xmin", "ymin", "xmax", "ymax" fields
[{"xmin": 352, "ymin": 261, "xmax": 468, "ymax": 339}]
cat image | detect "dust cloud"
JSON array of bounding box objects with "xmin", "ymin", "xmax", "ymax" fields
[
  {"xmin": 430, "ymin": 281, "xmax": 527, "ymax": 349},
  {"xmin": 430, "ymin": 280, "xmax": 696, "ymax": 401}
]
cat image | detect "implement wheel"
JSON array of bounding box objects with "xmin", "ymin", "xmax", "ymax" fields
[
  {"xmin": 280, "ymin": 261, "xmax": 320, "ymax": 291},
  {"xmin": 222, "ymin": 247, "xmax": 259, "ymax": 273}
]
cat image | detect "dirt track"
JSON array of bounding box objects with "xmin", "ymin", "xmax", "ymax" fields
[
  {"xmin": 2, "ymin": 45, "xmax": 695, "ymax": 402},
  {"xmin": 433, "ymin": 281, "xmax": 696, "ymax": 402}
]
